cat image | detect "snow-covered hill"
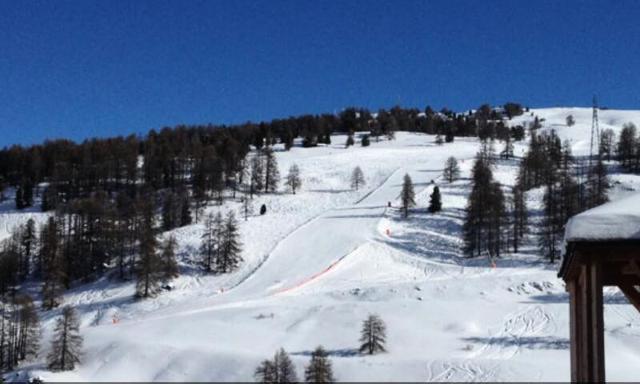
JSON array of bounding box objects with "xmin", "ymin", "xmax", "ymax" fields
[{"xmin": 4, "ymin": 107, "xmax": 640, "ymax": 382}]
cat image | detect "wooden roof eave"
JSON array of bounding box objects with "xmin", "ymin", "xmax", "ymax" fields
[{"xmin": 559, "ymin": 239, "xmax": 640, "ymax": 282}]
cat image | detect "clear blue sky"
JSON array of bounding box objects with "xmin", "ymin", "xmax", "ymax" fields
[{"xmin": 2, "ymin": 0, "xmax": 640, "ymax": 146}]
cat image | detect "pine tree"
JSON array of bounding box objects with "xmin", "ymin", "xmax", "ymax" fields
[
  {"xmin": 359, "ymin": 314, "xmax": 386, "ymax": 355},
  {"xmin": 255, "ymin": 348, "xmax": 298, "ymax": 383},
  {"xmin": 566, "ymin": 114, "xmax": 575, "ymax": 126},
  {"xmin": 617, "ymin": 123, "xmax": 637, "ymax": 169},
  {"xmin": 400, "ymin": 174, "xmax": 416, "ymax": 218},
  {"xmin": 586, "ymin": 157, "xmax": 609, "ymax": 209},
  {"xmin": 200, "ymin": 212, "xmax": 223, "ymax": 273},
  {"xmin": 273, "ymin": 348, "xmax": 298, "ymax": 383},
  {"xmin": 361, "ymin": 134, "xmax": 370, "ymax": 147},
  {"xmin": 255, "ymin": 359, "xmax": 277, "ymax": 383},
  {"xmin": 250, "ymin": 156, "xmax": 264, "ymax": 197},
  {"xmin": 428, "ymin": 186, "xmax": 442, "ymax": 213},
  {"xmin": 511, "ymin": 179, "xmax": 528, "ymax": 253},
  {"xmin": 304, "ymin": 346, "xmax": 335, "ymax": 383},
  {"xmin": 502, "ymin": 137, "xmax": 514, "ymax": 159},
  {"xmin": 15, "ymin": 185, "xmax": 24, "ymax": 210},
  {"xmin": 443, "ymin": 157, "xmax": 460, "ymax": 183},
  {"xmin": 599, "ymin": 128, "xmax": 615, "ymax": 162},
  {"xmin": 539, "ymin": 183, "xmax": 562, "ymax": 263},
  {"xmin": 40, "ymin": 217, "xmax": 64, "ymax": 310},
  {"xmin": 263, "ymin": 147, "xmax": 280, "ymax": 193},
  {"xmin": 161, "ymin": 191, "xmax": 178, "ymax": 231},
  {"xmin": 285, "ymin": 164, "xmax": 302, "ymax": 194},
  {"xmin": 463, "ymin": 156, "xmax": 508, "ymax": 258},
  {"xmin": 180, "ymin": 194, "xmax": 192, "ymax": 227},
  {"xmin": 217, "ymin": 211, "xmax": 243, "ymax": 274},
  {"xmin": 345, "ymin": 135, "xmax": 354, "ymax": 147},
  {"xmin": 160, "ymin": 236, "xmax": 179, "ymax": 280},
  {"xmin": 242, "ymin": 196, "xmax": 253, "ymax": 221},
  {"xmin": 350, "ymin": 167, "xmax": 365, "ymax": 191},
  {"xmin": 135, "ymin": 200, "xmax": 161, "ymax": 298},
  {"xmin": 47, "ymin": 306, "xmax": 82, "ymax": 371},
  {"xmin": 15, "ymin": 295, "xmax": 39, "ymax": 362},
  {"xmin": 20, "ymin": 219, "xmax": 36, "ymax": 279}
]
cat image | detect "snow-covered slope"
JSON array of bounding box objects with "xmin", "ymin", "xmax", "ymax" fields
[{"xmin": 5, "ymin": 108, "xmax": 640, "ymax": 382}]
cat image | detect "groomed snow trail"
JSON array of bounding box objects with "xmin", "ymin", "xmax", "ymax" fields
[
  {"xmin": 220, "ymin": 165, "xmax": 441, "ymax": 302},
  {"xmin": 223, "ymin": 168, "xmax": 405, "ymax": 299}
]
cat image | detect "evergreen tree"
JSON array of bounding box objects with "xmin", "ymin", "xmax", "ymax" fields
[
  {"xmin": 304, "ymin": 346, "xmax": 335, "ymax": 383},
  {"xmin": 617, "ymin": 123, "xmax": 637, "ymax": 170},
  {"xmin": 435, "ymin": 133, "xmax": 444, "ymax": 145},
  {"xmin": 250, "ymin": 156, "xmax": 264, "ymax": 197},
  {"xmin": 599, "ymin": 128, "xmax": 615, "ymax": 162},
  {"xmin": 47, "ymin": 306, "xmax": 82, "ymax": 371},
  {"xmin": 443, "ymin": 157, "xmax": 460, "ymax": 183},
  {"xmin": 135, "ymin": 200, "xmax": 161, "ymax": 298},
  {"xmin": 511, "ymin": 177, "xmax": 528, "ymax": 253},
  {"xmin": 217, "ymin": 212, "xmax": 243, "ymax": 274},
  {"xmin": 40, "ymin": 218, "xmax": 64, "ymax": 310},
  {"xmin": 273, "ymin": 348, "xmax": 298, "ymax": 383},
  {"xmin": 255, "ymin": 348, "xmax": 298, "ymax": 383},
  {"xmin": 350, "ymin": 167, "xmax": 365, "ymax": 191},
  {"xmin": 361, "ymin": 134, "xmax": 370, "ymax": 147},
  {"xmin": 242, "ymin": 195, "xmax": 253, "ymax": 221},
  {"xmin": 400, "ymin": 174, "xmax": 416, "ymax": 218},
  {"xmin": 445, "ymin": 125, "xmax": 455, "ymax": 143},
  {"xmin": 345, "ymin": 135, "xmax": 354, "ymax": 148},
  {"xmin": 0, "ymin": 295, "xmax": 40, "ymax": 371},
  {"xmin": 160, "ymin": 236, "xmax": 179, "ymax": 280},
  {"xmin": 463, "ymin": 156, "xmax": 508, "ymax": 258},
  {"xmin": 254, "ymin": 359, "xmax": 277, "ymax": 383},
  {"xmin": 586, "ymin": 157, "xmax": 610, "ymax": 209},
  {"xmin": 180, "ymin": 194, "xmax": 192, "ymax": 227},
  {"xmin": 20, "ymin": 219, "xmax": 36, "ymax": 279},
  {"xmin": 285, "ymin": 164, "xmax": 302, "ymax": 194},
  {"xmin": 200, "ymin": 212, "xmax": 223, "ymax": 273},
  {"xmin": 15, "ymin": 185, "xmax": 24, "ymax": 210},
  {"xmin": 263, "ymin": 147, "xmax": 280, "ymax": 193},
  {"xmin": 161, "ymin": 191, "xmax": 179, "ymax": 231},
  {"xmin": 502, "ymin": 137, "xmax": 514, "ymax": 159},
  {"xmin": 359, "ymin": 314, "xmax": 386, "ymax": 355},
  {"xmin": 539, "ymin": 183, "xmax": 563, "ymax": 263},
  {"xmin": 15, "ymin": 295, "xmax": 40, "ymax": 362},
  {"xmin": 566, "ymin": 114, "xmax": 575, "ymax": 126},
  {"xmin": 428, "ymin": 186, "xmax": 442, "ymax": 213}
]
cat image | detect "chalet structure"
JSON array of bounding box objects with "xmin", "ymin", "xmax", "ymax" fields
[{"xmin": 559, "ymin": 193, "xmax": 640, "ymax": 382}]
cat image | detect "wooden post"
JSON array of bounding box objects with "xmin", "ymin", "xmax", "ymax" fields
[
  {"xmin": 568, "ymin": 280, "xmax": 579, "ymax": 381},
  {"xmin": 589, "ymin": 260, "xmax": 605, "ymax": 382},
  {"xmin": 572, "ymin": 261, "xmax": 605, "ymax": 382}
]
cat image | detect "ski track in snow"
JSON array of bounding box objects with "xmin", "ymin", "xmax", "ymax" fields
[
  {"xmin": 426, "ymin": 360, "xmax": 499, "ymax": 382},
  {"xmin": 467, "ymin": 305, "xmax": 556, "ymax": 361}
]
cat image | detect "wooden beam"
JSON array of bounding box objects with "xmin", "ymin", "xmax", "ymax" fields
[{"xmin": 619, "ymin": 284, "xmax": 640, "ymax": 313}]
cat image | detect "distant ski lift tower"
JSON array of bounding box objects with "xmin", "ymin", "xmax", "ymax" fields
[{"xmin": 589, "ymin": 96, "xmax": 601, "ymax": 166}]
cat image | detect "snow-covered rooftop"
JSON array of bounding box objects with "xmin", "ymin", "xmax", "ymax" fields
[{"xmin": 564, "ymin": 192, "xmax": 640, "ymax": 242}]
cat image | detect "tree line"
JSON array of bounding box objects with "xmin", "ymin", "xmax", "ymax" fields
[
  {"xmin": 0, "ymin": 103, "xmax": 528, "ymax": 212},
  {"xmin": 462, "ymin": 122, "xmax": 615, "ymax": 262}
]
